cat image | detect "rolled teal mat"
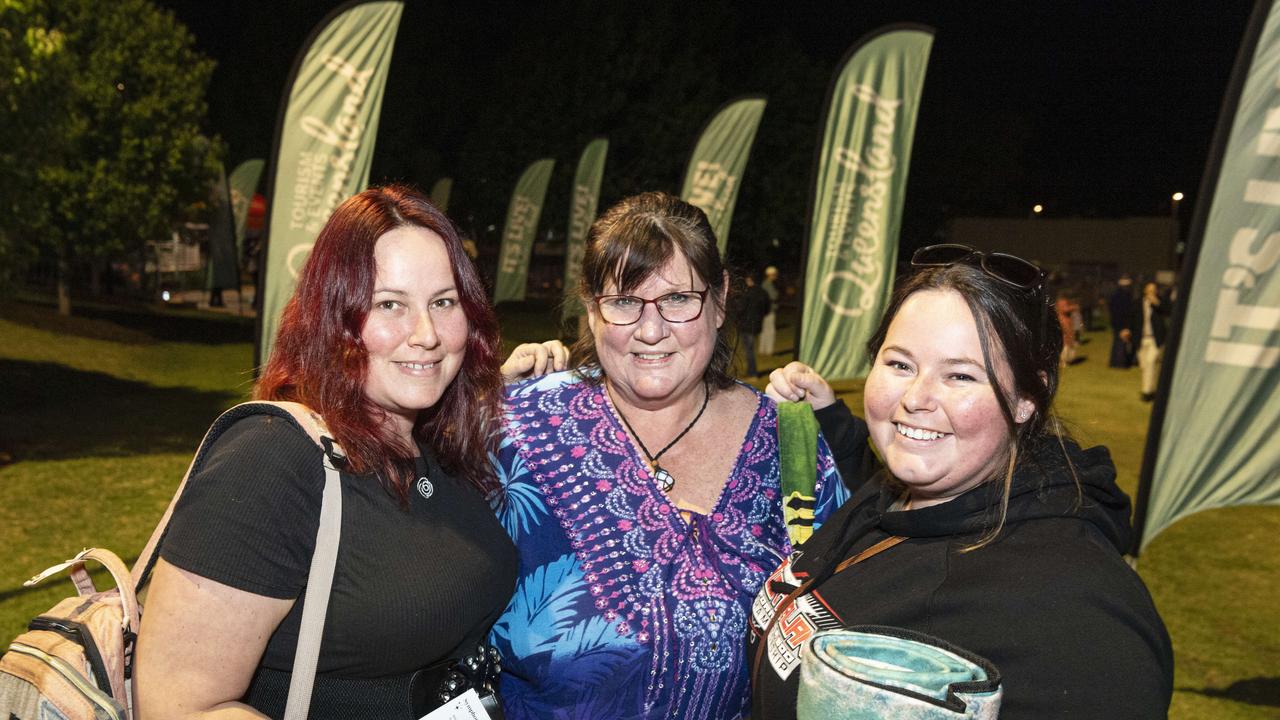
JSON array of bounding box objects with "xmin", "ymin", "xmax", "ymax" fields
[{"xmin": 796, "ymin": 626, "xmax": 1002, "ymax": 719}]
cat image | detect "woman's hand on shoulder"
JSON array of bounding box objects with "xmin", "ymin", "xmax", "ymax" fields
[
  {"xmin": 765, "ymin": 361, "xmax": 836, "ymax": 411},
  {"xmin": 501, "ymin": 339, "xmax": 569, "ymax": 382},
  {"xmin": 134, "ymin": 559, "xmax": 292, "ymax": 719}
]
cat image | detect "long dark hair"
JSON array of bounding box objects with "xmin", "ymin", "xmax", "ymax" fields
[
  {"xmin": 570, "ymin": 191, "xmax": 735, "ymax": 390},
  {"xmin": 752, "ymin": 259, "xmax": 1068, "ymax": 689},
  {"xmin": 866, "ymin": 262, "xmax": 1066, "ymax": 546},
  {"xmin": 256, "ymin": 184, "xmax": 503, "ymax": 501}
]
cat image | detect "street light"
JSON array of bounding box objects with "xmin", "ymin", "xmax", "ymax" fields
[
  {"xmin": 1032, "ymin": 204, "xmax": 1043, "ymax": 215},
  {"xmin": 1171, "ymin": 192, "xmax": 1185, "ymax": 269}
]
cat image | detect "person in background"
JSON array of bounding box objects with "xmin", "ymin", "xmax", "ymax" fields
[
  {"xmin": 462, "ymin": 235, "xmax": 480, "ymax": 261},
  {"xmin": 1077, "ymin": 278, "xmax": 1098, "ymax": 333},
  {"xmin": 135, "ymin": 186, "xmax": 517, "ymax": 719},
  {"xmin": 492, "ymin": 192, "xmax": 848, "ymax": 720},
  {"xmin": 1134, "ymin": 280, "xmax": 1170, "ymax": 401},
  {"xmin": 1108, "ymin": 274, "xmax": 1136, "ymax": 368},
  {"xmin": 757, "ymin": 265, "xmax": 780, "ymax": 356},
  {"xmin": 752, "ymin": 244, "xmax": 1172, "ymax": 719},
  {"xmin": 1055, "ymin": 290, "xmax": 1080, "ymax": 366},
  {"xmin": 1069, "ymin": 290, "xmax": 1085, "ymax": 343},
  {"xmin": 737, "ymin": 271, "xmax": 772, "ymax": 377}
]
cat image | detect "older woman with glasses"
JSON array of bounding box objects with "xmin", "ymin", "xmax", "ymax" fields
[
  {"xmin": 490, "ymin": 192, "xmax": 848, "ymax": 720},
  {"xmin": 750, "ymin": 245, "xmax": 1172, "ymax": 719}
]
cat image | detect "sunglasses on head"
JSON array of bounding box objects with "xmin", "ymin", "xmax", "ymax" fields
[{"xmin": 911, "ymin": 244, "xmax": 1046, "ymax": 292}]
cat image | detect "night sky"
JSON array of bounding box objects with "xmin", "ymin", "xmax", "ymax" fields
[{"xmin": 156, "ymin": 0, "xmax": 1255, "ymax": 266}]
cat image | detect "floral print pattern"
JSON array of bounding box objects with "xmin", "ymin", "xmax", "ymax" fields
[{"xmin": 492, "ymin": 371, "xmax": 847, "ymax": 720}]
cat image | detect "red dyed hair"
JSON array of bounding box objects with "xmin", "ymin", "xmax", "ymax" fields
[{"xmin": 256, "ymin": 185, "xmax": 502, "ymax": 501}]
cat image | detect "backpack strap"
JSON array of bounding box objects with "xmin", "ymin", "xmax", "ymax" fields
[
  {"xmin": 128, "ymin": 400, "xmax": 345, "ymax": 720},
  {"xmin": 241, "ymin": 403, "xmax": 346, "ymax": 720},
  {"xmin": 282, "ymin": 408, "xmax": 343, "ymax": 720},
  {"xmin": 777, "ymin": 401, "xmax": 819, "ymax": 550},
  {"xmin": 24, "ymin": 548, "xmax": 140, "ymax": 638}
]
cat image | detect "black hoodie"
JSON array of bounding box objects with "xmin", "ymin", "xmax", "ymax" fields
[{"xmin": 750, "ymin": 401, "xmax": 1172, "ymax": 720}]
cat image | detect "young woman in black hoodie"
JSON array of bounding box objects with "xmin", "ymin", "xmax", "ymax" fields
[{"xmin": 750, "ymin": 245, "xmax": 1172, "ymax": 719}]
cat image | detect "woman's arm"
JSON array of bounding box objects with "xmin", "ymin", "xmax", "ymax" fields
[
  {"xmin": 134, "ymin": 559, "xmax": 294, "ymax": 719},
  {"xmin": 501, "ymin": 339, "xmax": 569, "ymax": 382},
  {"xmin": 813, "ymin": 400, "xmax": 879, "ymax": 493}
]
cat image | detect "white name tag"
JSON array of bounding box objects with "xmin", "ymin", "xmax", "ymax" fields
[{"xmin": 418, "ymin": 689, "xmax": 491, "ymax": 720}]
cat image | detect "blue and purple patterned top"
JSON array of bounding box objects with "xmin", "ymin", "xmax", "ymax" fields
[{"xmin": 491, "ymin": 371, "xmax": 848, "ymax": 720}]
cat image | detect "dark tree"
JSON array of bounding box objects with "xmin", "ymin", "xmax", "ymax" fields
[{"xmin": 0, "ymin": 0, "xmax": 221, "ymax": 313}]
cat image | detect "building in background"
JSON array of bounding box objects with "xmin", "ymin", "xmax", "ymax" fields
[{"xmin": 947, "ymin": 216, "xmax": 1178, "ymax": 282}]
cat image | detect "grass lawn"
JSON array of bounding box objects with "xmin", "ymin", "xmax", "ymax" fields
[{"xmin": 1, "ymin": 296, "xmax": 1276, "ymax": 717}]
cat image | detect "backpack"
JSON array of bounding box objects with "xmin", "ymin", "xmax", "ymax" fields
[
  {"xmin": 0, "ymin": 548, "xmax": 137, "ymax": 719},
  {"xmin": 0, "ymin": 402, "xmax": 343, "ymax": 720}
]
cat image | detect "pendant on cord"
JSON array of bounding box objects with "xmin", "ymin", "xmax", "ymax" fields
[
  {"xmin": 650, "ymin": 463, "xmax": 675, "ymax": 492},
  {"xmin": 608, "ymin": 381, "xmax": 710, "ymax": 497}
]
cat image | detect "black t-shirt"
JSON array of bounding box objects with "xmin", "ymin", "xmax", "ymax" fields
[{"xmin": 162, "ymin": 414, "xmax": 518, "ymax": 679}]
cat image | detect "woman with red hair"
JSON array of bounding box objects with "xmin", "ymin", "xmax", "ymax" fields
[{"xmin": 135, "ymin": 185, "xmax": 516, "ymax": 718}]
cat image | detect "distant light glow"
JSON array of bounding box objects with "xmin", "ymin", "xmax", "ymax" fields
[
  {"xmin": 1032, "ymin": 204, "xmax": 1044, "ymax": 214},
  {"xmin": 115, "ymin": 82, "xmax": 124, "ymax": 91},
  {"xmin": 161, "ymin": 290, "xmax": 171, "ymax": 302},
  {"xmin": 1172, "ymin": 192, "xmax": 1184, "ymax": 201}
]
